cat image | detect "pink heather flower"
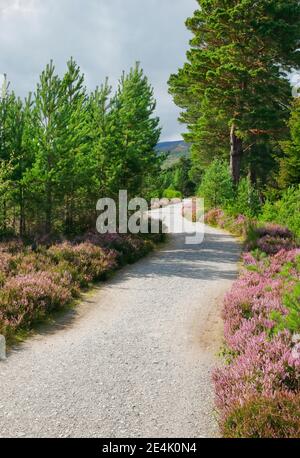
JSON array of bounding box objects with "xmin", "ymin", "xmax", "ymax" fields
[
  {"xmin": 236, "ymin": 215, "xmax": 247, "ymax": 225},
  {"xmin": 0, "ymin": 271, "xmax": 73, "ymax": 332},
  {"xmin": 215, "ymin": 245, "xmax": 300, "ymax": 418},
  {"xmin": 213, "ymin": 332, "xmax": 298, "ymax": 417},
  {"xmin": 204, "ymin": 209, "xmax": 225, "ymax": 226},
  {"xmin": 256, "ymin": 224, "xmax": 294, "ymax": 240},
  {"xmin": 256, "ymin": 236, "xmax": 297, "ymax": 255}
]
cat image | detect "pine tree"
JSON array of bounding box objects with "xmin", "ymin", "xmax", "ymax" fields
[
  {"xmin": 112, "ymin": 63, "xmax": 161, "ymax": 197},
  {"xmin": 6, "ymin": 93, "xmax": 35, "ymax": 236},
  {"xmin": 173, "ymin": 157, "xmax": 195, "ymax": 196},
  {"xmin": 87, "ymin": 79, "xmax": 118, "ymax": 200},
  {"xmin": 58, "ymin": 58, "xmax": 90, "ymax": 234},
  {"xmin": 0, "ymin": 75, "xmax": 12, "ymax": 231},
  {"xmin": 198, "ymin": 159, "xmax": 233, "ymax": 208},
  {"xmin": 279, "ymin": 98, "xmax": 300, "ymax": 187},
  {"xmin": 25, "ymin": 60, "xmax": 66, "ymax": 234},
  {"xmin": 169, "ymin": 0, "xmax": 300, "ymax": 183}
]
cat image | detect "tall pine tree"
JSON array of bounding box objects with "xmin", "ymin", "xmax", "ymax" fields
[
  {"xmin": 279, "ymin": 97, "xmax": 300, "ymax": 187},
  {"xmin": 25, "ymin": 61, "xmax": 66, "ymax": 234},
  {"xmin": 169, "ymin": 0, "xmax": 300, "ymax": 183},
  {"xmin": 112, "ymin": 63, "xmax": 161, "ymax": 197}
]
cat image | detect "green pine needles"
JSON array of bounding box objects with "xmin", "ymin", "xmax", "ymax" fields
[
  {"xmin": 0, "ymin": 60, "xmax": 161, "ymax": 237},
  {"xmin": 168, "ymin": 0, "xmax": 300, "ymax": 184}
]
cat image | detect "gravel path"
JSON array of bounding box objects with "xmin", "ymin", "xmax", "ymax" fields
[{"xmin": 0, "ymin": 206, "xmax": 240, "ymax": 438}]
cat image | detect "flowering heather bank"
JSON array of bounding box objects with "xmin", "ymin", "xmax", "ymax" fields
[
  {"xmin": 205, "ymin": 209, "xmax": 300, "ymax": 438},
  {"xmin": 0, "ymin": 231, "xmax": 162, "ymax": 340},
  {"xmin": 204, "ymin": 209, "xmax": 248, "ymax": 238}
]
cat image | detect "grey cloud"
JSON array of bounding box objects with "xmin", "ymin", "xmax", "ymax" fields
[{"xmin": 0, "ymin": 0, "xmax": 196, "ymax": 140}]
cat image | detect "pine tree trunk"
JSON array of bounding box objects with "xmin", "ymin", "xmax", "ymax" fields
[
  {"xmin": 19, "ymin": 187, "xmax": 26, "ymax": 237},
  {"xmin": 248, "ymin": 165, "xmax": 257, "ymax": 185},
  {"xmin": 230, "ymin": 124, "xmax": 243, "ymax": 184},
  {"xmin": 3, "ymin": 200, "xmax": 7, "ymax": 231},
  {"xmin": 45, "ymin": 183, "xmax": 52, "ymax": 235}
]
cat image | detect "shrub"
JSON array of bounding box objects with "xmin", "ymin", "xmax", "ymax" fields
[
  {"xmin": 260, "ymin": 186, "xmax": 300, "ymax": 238},
  {"xmin": 198, "ymin": 159, "xmax": 234, "ymax": 209},
  {"xmin": 255, "ymin": 223, "xmax": 294, "ymax": 239},
  {"xmin": 222, "ymin": 393, "xmax": 300, "ymax": 438},
  {"xmin": 162, "ymin": 188, "xmax": 182, "ymax": 199},
  {"xmin": 0, "ymin": 272, "xmax": 72, "ymax": 337},
  {"xmin": 74, "ymin": 222, "xmax": 165, "ymax": 260},
  {"xmin": 223, "ymin": 214, "xmax": 248, "ymax": 237},
  {"xmin": 78, "ymin": 232, "xmax": 154, "ymax": 265},
  {"xmin": 0, "ymin": 252, "xmax": 16, "ymax": 284},
  {"xmin": 204, "ymin": 208, "xmax": 225, "ymax": 226},
  {"xmin": 271, "ymin": 283, "xmax": 300, "ymax": 335},
  {"xmin": 13, "ymin": 251, "xmax": 52, "ymax": 275},
  {"xmin": 214, "ymin": 247, "xmax": 300, "ymax": 431},
  {"xmin": 208, "ymin": 202, "xmax": 300, "ymax": 436},
  {"xmin": 213, "ymin": 331, "xmax": 299, "ymax": 414},
  {"xmin": 204, "ymin": 208, "xmax": 248, "ymax": 237},
  {"xmin": 122, "ymin": 235, "xmax": 154, "ymax": 262},
  {"xmin": 245, "ymin": 223, "xmax": 297, "ymax": 255},
  {"xmin": 0, "ymin": 232, "xmax": 159, "ymax": 340},
  {"xmin": 0, "ymin": 239, "xmax": 24, "ymax": 254},
  {"xmin": 48, "ymin": 242, "xmax": 118, "ymax": 286},
  {"xmin": 256, "ymin": 236, "xmax": 297, "ymax": 255},
  {"xmin": 229, "ymin": 177, "xmax": 261, "ymax": 218}
]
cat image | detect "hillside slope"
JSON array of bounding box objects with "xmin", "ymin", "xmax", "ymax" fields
[{"xmin": 156, "ymin": 140, "xmax": 190, "ymax": 168}]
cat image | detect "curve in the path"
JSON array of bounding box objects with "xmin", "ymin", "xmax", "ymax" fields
[{"xmin": 0, "ymin": 212, "xmax": 240, "ymax": 438}]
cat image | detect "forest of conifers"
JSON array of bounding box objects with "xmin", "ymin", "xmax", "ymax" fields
[
  {"xmin": 1, "ymin": 0, "xmax": 300, "ymax": 242},
  {"xmin": 0, "ymin": 60, "xmax": 161, "ymax": 239}
]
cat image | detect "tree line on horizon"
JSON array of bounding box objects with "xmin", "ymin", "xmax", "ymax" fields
[{"xmin": 0, "ymin": 60, "xmax": 161, "ymax": 239}]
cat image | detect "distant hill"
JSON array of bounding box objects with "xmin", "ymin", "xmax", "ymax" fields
[{"xmin": 156, "ymin": 140, "xmax": 191, "ymax": 168}]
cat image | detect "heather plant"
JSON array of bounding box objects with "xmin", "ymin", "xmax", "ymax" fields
[
  {"xmin": 256, "ymin": 236, "xmax": 297, "ymax": 256},
  {"xmin": 213, "ymin": 331, "xmax": 299, "ymax": 416},
  {"xmin": 204, "ymin": 208, "xmax": 248, "ymax": 237},
  {"xmin": 204, "ymin": 209, "xmax": 225, "ymax": 227},
  {"xmin": 0, "ymin": 231, "xmax": 158, "ymax": 340},
  {"xmin": 222, "ymin": 393, "xmax": 300, "ymax": 438},
  {"xmin": 48, "ymin": 242, "xmax": 118, "ymax": 286},
  {"xmin": 214, "ymin": 235, "xmax": 300, "ymax": 437},
  {"xmin": 97, "ymin": 233, "xmax": 153, "ymax": 264},
  {"xmin": 245, "ymin": 223, "xmax": 297, "ymax": 255},
  {"xmin": 12, "ymin": 251, "xmax": 52, "ymax": 275},
  {"xmin": 0, "ymin": 252, "xmax": 16, "ymax": 279},
  {"xmin": 255, "ymin": 224, "xmax": 294, "ymax": 239},
  {"xmin": 74, "ymin": 228, "xmax": 162, "ymax": 264},
  {"xmin": 0, "ymin": 271, "xmax": 72, "ymax": 337},
  {"xmin": 223, "ymin": 214, "xmax": 248, "ymax": 237},
  {"xmin": 204, "ymin": 207, "xmax": 298, "ymax": 254},
  {"xmin": 0, "ymin": 240, "xmax": 24, "ymax": 254}
]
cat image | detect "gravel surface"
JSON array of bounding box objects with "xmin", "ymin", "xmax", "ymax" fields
[{"xmin": 0, "ymin": 204, "xmax": 240, "ymax": 438}]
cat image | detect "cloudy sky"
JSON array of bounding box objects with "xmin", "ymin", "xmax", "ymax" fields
[{"xmin": 0, "ymin": 0, "xmax": 197, "ymax": 141}]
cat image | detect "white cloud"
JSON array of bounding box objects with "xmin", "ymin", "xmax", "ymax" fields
[
  {"xmin": 0, "ymin": 0, "xmax": 196, "ymax": 140},
  {"xmin": 0, "ymin": 0, "xmax": 39, "ymax": 16}
]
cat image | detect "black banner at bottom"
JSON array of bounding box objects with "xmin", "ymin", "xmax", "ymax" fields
[{"xmin": 0, "ymin": 438, "xmax": 299, "ymax": 455}]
